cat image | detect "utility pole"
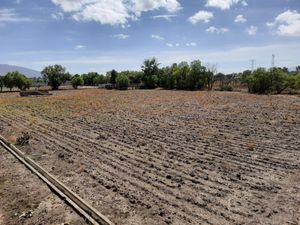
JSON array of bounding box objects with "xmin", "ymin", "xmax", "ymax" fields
[
  {"xmin": 251, "ymin": 59, "xmax": 255, "ymax": 72},
  {"xmin": 271, "ymin": 54, "xmax": 275, "ymax": 68}
]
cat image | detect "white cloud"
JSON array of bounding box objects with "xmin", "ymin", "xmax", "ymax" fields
[
  {"xmin": 0, "ymin": 8, "xmax": 32, "ymax": 22},
  {"xmin": 188, "ymin": 11, "xmax": 214, "ymax": 24},
  {"xmin": 72, "ymin": 1, "xmax": 131, "ymax": 26},
  {"xmin": 266, "ymin": 22, "xmax": 274, "ymax": 27},
  {"xmin": 246, "ymin": 25, "xmax": 257, "ymax": 35},
  {"xmin": 51, "ymin": 0, "xmax": 84, "ymax": 12},
  {"xmin": 267, "ymin": 10, "xmax": 300, "ymax": 37},
  {"xmin": 234, "ymin": 14, "xmax": 246, "ymax": 23},
  {"xmin": 186, "ymin": 42, "xmax": 197, "ymax": 46},
  {"xmin": 206, "ymin": 26, "xmax": 229, "ymax": 33},
  {"xmin": 112, "ymin": 33, "xmax": 129, "ymax": 39},
  {"xmin": 51, "ymin": 12, "xmax": 64, "ymax": 20},
  {"xmin": 241, "ymin": 1, "xmax": 248, "ymax": 6},
  {"xmin": 51, "ymin": 0, "xmax": 181, "ymax": 26},
  {"xmin": 74, "ymin": 45, "xmax": 86, "ymax": 50},
  {"xmin": 166, "ymin": 42, "xmax": 180, "ymax": 47},
  {"xmin": 152, "ymin": 14, "xmax": 177, "ymax": 21},
  {"xmin": 205, "ymin": 0, "xmax": 247, "ymax": 10},
  {"xmin": 133, "ymin": 0, "xmax": 181, "ymax": 15},
  {"xmin": 151, "ymin": 34, "xmax": 164, "ymax": 41}
]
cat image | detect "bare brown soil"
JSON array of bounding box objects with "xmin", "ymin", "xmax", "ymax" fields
[
  {"xmin": 0, "ymin": 146, "xmax": 86, "ymax": 225},
  {"xmin": 0, "ymin": 89, "xmax": 299, "ymax": 225}
]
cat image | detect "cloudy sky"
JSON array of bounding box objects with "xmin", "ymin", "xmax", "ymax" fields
[{"xmin": 0, "ymin": 0, "xmax": 299, "ymax": 74}]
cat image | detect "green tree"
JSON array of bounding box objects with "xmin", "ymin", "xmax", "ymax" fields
[
  {"xmin": 127, "ymin": 71, "xmax": 143, "ymax": 84},
  {"xmin": 246, "ymin": 68, "xmax": 292, "ymax": 94},
  {"xmin": 93, "ymin": 74, "xmax": 106, "ymax": 85},
  {"xmin": 82, "ymin": 72, "xmax": 99, "ymax": 85},
  {"xmin": 294, "ymin": 73, "xmax": 300, "ymax": 89},
  {"xmin": 186, "ymin": 60, "xmax": 205, "ymax": 90},
  {"xmin": 109, "ymin": 69, "xmax": 118, "ymax": 84},
  {"xmin": 12, "ymin": 71, "xmax": 32, "ymax": 91},
  {"xmin": 3, "ymin": 72, "xmax": 15, "ymax": 91},
  {"xmin": 116, "ymin": 74, "xmax": 129, "ymax": 90},
  {"xmin": 175, "ymin": 61, "xmax": 190, "ymax": 90},
  {"xmin": 41, "ymin": 65, "xmax": 68, "ymax": 90},
  {"xmin": 0, "ymin": 76, "xmax": 4, "ymax": 92},
  {"xmin": 141, "ymin": 58, "xmax": 159, "ymax": 89},
  {"xmin": 160, "ymin": 64, "xmax": 177, "ymax": 89},
  {"xmin": 71, "ymin": 76, "xmax": 84, "ymax": 89}
]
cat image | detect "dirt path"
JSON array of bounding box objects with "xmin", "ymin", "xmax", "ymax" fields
[{"xmin": 0, "ymin": 146, "xmax": 86, "ymax": 225}]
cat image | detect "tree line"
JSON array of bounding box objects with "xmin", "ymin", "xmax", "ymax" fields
[
  {"xmin": 1, "ymin": 59, "xmax": 300, "ymax": 94},
  {"xmin": 0, "ymin": 71, "xmax": 32, "ymax": 92},
  {"xmin": 39, "ymin": 58, "xmax": 217, "ymax": 91},
  {"xmin": 215, "ymin": 66, "xmax": 300, "ymax": 94}
]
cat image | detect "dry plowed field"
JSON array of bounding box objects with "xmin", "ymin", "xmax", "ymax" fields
[{"xmin": 0, "ymin": 89, "xmax": 299, "ymax": 225}]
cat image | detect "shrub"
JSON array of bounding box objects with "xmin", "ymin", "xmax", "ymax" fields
[
  {"xmin": 82, "ymin": 72, "xmax": 99, "ymax": 86},
  {"xmin": 93, "ymin": 74, "xmax": 106, "ymax": 85},
  {"xmin": 246, "ymin": 68, "xmax": 291, "ymax": 94},
  {"xmin": 116, "ymin": 74, "xmax": 129, "ymax": 90},
  {"xmin": 71, "ymin": 76, "xmax": 84, "ymax": 89},
  {"xmin": 16, "ymin": 132, "xmax": 31, "ymax": 146},
  {"xmin": 220, "ymin": 83, "xmax": 233, "ymax": 91},
  {"xmin": 291, "ymin": 73, "xmax": 300, "ymax": 89}
]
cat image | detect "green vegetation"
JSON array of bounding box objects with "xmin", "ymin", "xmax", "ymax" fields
[
  {"xmin": 82, "ymin": 72, "xmax": 98, "ymax": 86},
  {"xmin": 116, "ymin": 74, "xmax": 130, "ymax": 90},
  {"xmin": 93, "ymin": 74, "xmax": 106, "ymax": 85},
  {"xmin": 41, "ymin": 64, "xmax": 69, "ymax": 90},
  {"xmin": 108, "ymin": 69, "xmax": 118, "ymax": 84},
  {"xmin": 1, "ymin": 71, "xmax": 32, "ymax": 92},
  {"xmin": 1, "ymin": 61, "xmax": 299, "ymax": 95},
  {"xmin": 245, "ymin": 68, "xmax": 299, "ymax": 94},
  {"xmin": 141, "ymin": 58, "xmax": 159, "ymax": 89},
  {"xmin": 16, "ymin": 132, "xmax": 31, "ymax": 146},
  {"xmin": 71, "ymin": 76, "xmax": 84, "ymax": 89},
  {"xmin": 0, "ymin": 76, "xmax": 3, "ymax": 92}
]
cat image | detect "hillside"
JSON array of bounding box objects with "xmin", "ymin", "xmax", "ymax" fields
[{"xmin": 0, "ymin": 64, "xmax": 41, "ymax": 77}]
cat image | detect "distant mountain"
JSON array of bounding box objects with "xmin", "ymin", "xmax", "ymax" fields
[{"xmin": 0, "ymin": 64, "xmax": 41, "ymax": 78}]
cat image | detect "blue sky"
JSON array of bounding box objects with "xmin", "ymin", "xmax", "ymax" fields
[{"xmin": 0, "ymin": 0, "xmax": 300, "ymax": 74}]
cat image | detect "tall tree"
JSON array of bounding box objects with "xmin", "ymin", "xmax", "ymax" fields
[
  {"xmin": 187, "ymin": 60, "xmax": 205, "ymax": 90},
  {"xmin": 82, "ymin": 72, "xmax": 99, "ymax": 85},
  {"xmin": 3, "ymin": 72, "xmax": 15, "ymax": 91},
  {"xmin": 205, "ymin": 64, "xmax": 217, "ymax": 90},
  {"xmin": 176, "ymin": 61, "xmax": 190, "ymax": 90},
  {"xmin": 41, "ymin": 64, "xmax": 67, "ymax": 90},
  {"xmin": 109, "ymin": 69, "xmax": 118, "ymax": 84},
  {"xmin": 141, "ymin": 58, "xmax": 159, "ymax": 89}
]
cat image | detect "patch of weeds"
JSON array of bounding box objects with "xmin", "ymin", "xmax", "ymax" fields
[{"xmin": 16, "ymin": 132, "xmax": 31, "ymax": 146}]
